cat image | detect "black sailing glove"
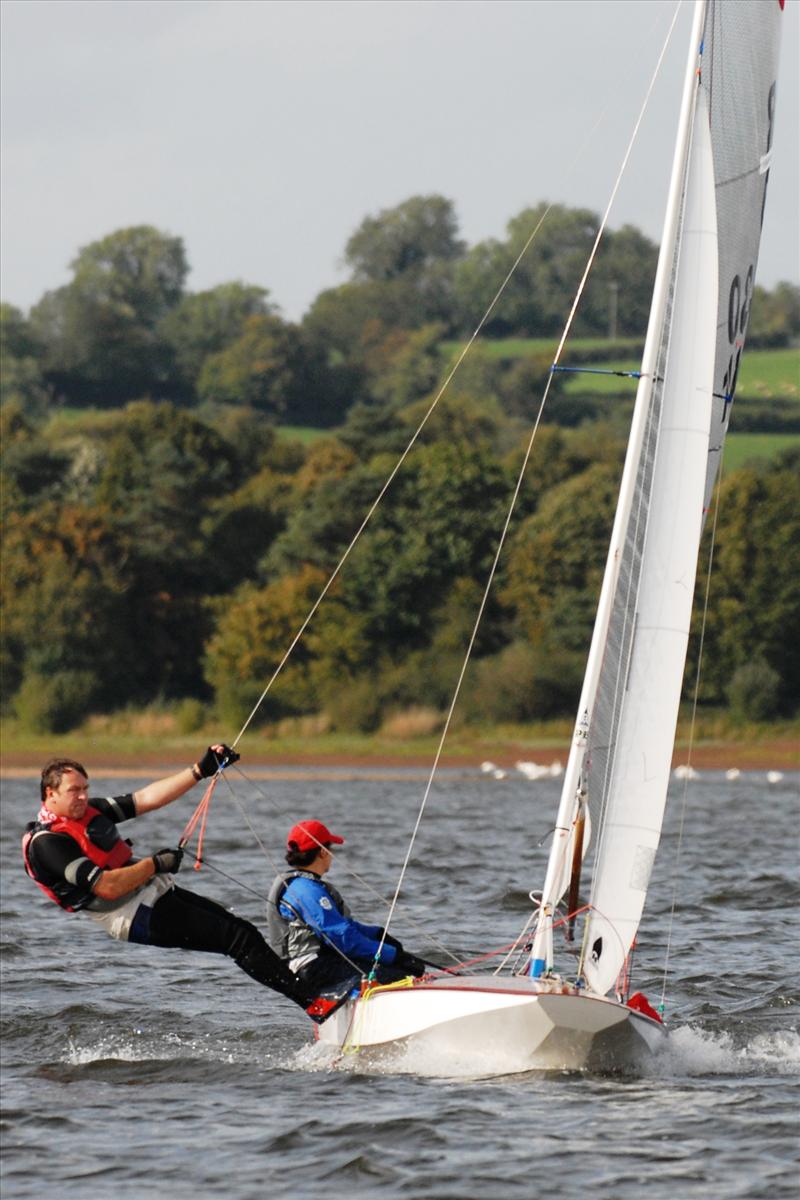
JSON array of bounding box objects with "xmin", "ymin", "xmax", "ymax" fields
[
  {"xmin": 395, "ymin": 952, "xmax": 426, "ymax": 977},
  {"xmin": 152, "ymin": 847, "xmax": 184, "ymax": 874},
  {"xmin": 197, "ymin": 744, "xmax": 240, "ymax": 778}
]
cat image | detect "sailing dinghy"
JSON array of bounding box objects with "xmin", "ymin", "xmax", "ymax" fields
[{"xmin": 316, "ymin": 0, "xmax": 783, "ymax": 1072}]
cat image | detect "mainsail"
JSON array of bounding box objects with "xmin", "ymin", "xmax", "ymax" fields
[{"xmin": 530, "ymin": 0, "xmax": 783, "ymax": 994}]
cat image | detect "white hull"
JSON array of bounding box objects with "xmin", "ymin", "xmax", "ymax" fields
[{"xmin": 315, "ymin": 975, "xmax": 665, "ymax": 1074}]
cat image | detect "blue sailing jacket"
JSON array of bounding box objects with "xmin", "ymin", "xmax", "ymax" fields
[{"xmin": 279, "ymin": 875, "xmax": 398, "ymax": 964}]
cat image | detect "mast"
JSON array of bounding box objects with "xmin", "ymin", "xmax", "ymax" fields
[
  {"xmin": 528, "ymin": 0, "xmax": 709, "ymax": 979},
  {"xmin": 565, "ymin": 793, "xmax": 587, "ymax": 943}
]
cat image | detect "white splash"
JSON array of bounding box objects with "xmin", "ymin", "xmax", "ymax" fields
[
  {"xmin": 656, "ymin": 1024, "xmax": 800, "ymax": 1077},
  {"xmin": 63, "ymin": 1028, "xmax": 285, "ymax": 1069},
  {"xmin": 291, "ymin": 1023, "xmax": 800, "ymax": 1083}
]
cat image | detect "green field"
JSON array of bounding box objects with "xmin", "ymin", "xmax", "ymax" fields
[
  {"xmin": 559, "ymin": 349, "xmax": 799, "ymax": 400},
  {"xmin": 43, "ymin": 408, "xmax": 126, "ymax": 439},
  {"xmin": 722, "ymin": 432, "xmax": 799, "ymax": 471},
  {"xmin": 275, "ymin": 424, "xmax": 330, "ymax": 446},
  {"xmin": 736, "ymin": 348, "xmax": 799, "ymax": 399},
  {"xmin": 567, "ymin": 348, "xmax": 800, "ymax": 400}
]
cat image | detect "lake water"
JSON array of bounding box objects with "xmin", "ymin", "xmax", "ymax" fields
[{"xmin": 1, "ymin": 766, "xmax": 798, "ymax": 1199}]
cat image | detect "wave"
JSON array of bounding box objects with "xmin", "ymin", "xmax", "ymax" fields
[
  {"xmin": 650, "ymin": 1023, "xmax": 800, "ymax": 1077},
  {"xmin": 288, "ymin": 1022, "xmax": 800, "ymax": 1082},
  {"xmin": 60, "ymin": 1025, "xmax": 300, "ymax": 1072}
]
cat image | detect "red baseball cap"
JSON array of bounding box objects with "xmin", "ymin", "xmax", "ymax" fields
[{"xmin": 287, "ymin": 819, "xmax": 345, "ymax": 853}]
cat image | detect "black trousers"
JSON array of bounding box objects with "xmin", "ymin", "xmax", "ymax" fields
[
  {"xmin": 131, "ymin": 885, "xmax": 311, "ymax": 1008},
  {"xmin": 297, "ymin": 946, "xmax": 415, "ymax": 995}
]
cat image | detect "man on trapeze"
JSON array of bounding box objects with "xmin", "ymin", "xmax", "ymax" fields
[
  {"xmin": 22, "ymin": 747, "xmax": 339, "ymax": 1022},
  {"xmin": 267, "ymin": 818, "xmax": 427, "ymax": 995}
]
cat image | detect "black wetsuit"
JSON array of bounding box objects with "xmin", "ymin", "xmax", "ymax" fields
[{"xmin": 25, "ymin": 793, "xmax": 312, "ymax": 1007}]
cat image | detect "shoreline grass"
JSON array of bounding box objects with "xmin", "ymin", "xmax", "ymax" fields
[{"xmin": 2, "ymin": 711, "xmax": 796, "ymax": 772}]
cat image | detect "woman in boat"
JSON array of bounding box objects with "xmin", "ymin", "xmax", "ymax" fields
[
  {"xmin": 267, "ymin": 819, "xmax": 426, "ymax": 994},
  {"xmin": 22, "ymin": 748, "xmax": 336, "ymax": 1021}
]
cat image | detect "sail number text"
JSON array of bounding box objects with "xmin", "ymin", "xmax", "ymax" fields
[{"xmin": 721, "ymin": 80, "xmax": 777, "ymax": 423}]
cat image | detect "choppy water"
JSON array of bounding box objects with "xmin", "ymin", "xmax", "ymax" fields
[{"xmin": 2, "ymin": 767, "xmax": 798, "ymax": 1198}]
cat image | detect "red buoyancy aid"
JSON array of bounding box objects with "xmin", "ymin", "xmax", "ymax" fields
[
  {"xmin": 22, "ymin": 805, "xmax": 133, "ymax": 911},
  {"xmin": 626, "ymin": 991, "xmax": 664, "ymax": 1023}
]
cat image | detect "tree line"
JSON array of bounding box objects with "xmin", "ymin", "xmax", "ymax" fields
[
  {"xmin": 2, "ymin": 394, "xmax": 797, "ymax": 735},
  {"xmin": 2, "ymin": 196, "xmax": 798, "ymax": 734},
  {"xmin": 3, "ymin": 195, "xmax": 798, "ymax": 428}
]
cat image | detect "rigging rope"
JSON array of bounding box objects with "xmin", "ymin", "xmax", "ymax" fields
[
  {"xmin": 226, "ymin": 7, "xmax": 682, "ymax": 752},
  {"xmin": 179, "ymin": 777, "xmax": 218, "ymax": 868},
  {"xmin": 182, "ymin": 848, "xmax": 269, "ymax": 902},
  {"xmin": 577, "ymin": 1, "xmax": 692, "ymax": 981},
  {"xmin": 550, "ymin": 365, "xmax": 643, "ymax": 379},
  {"xmin": 374, "ymin": 363, "xmax": 564, "ymax": 956},
  {"xmin": 228, "ymin": 214, "xmax": 553, "ymax": 752},
  {"xmin": 224, "ymin": 764, "xmax": 466, "ymax": 968},
  {"xmin": 377, "ymin": 0, "xmax": 683, "ymax": 965},
  {"xmin": 211, "ymin": 770, "xmax": 380, "ymax": 978},
  {"xmin": 188, "ymin": 3, "xmax": 685, "ymax": 991}
]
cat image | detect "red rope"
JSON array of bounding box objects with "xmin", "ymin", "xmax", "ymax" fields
[
  {"xmin": 179, "ymin": 777, "xmax": 218, "ymax": 869},
  {"xmin": 429, "ymin": 905, "xmax": 592, "ymax": 976}
]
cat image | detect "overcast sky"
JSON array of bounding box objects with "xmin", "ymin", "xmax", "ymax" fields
[{"xmin": 1, "ymin": 0, "xmax": 797, "ymax": 321}]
